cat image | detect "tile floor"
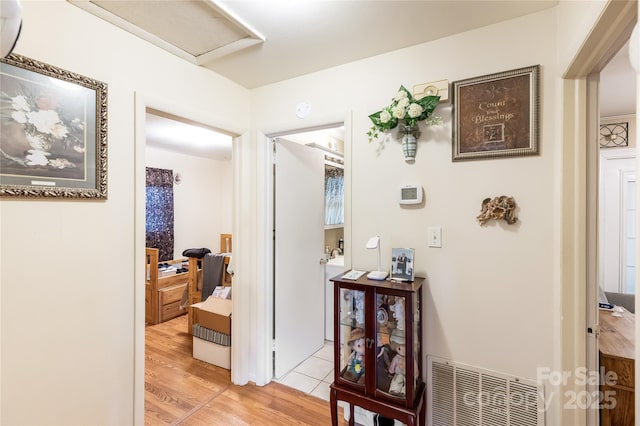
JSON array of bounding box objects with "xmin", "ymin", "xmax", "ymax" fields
[
  {"xmin": 275, "ymin": 341, "xmax": 334, "ymax": 401},
  {"xmin": 276, "ymin": 342, "xmax": 396, "ymax": 425}
]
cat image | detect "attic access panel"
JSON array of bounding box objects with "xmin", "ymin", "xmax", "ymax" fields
[{"xmin": 68, "ymin": 0, "xmax": 263, "ymax": 64}]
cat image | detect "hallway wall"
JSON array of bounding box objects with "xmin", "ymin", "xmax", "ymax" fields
[{"xmin": 0, "ymin": 2, "xmax": 249, "ymax": 424}]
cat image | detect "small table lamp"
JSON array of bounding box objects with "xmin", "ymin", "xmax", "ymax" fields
[{"xmin": 366, "ymin": 236, "xmax": 388, "ymax": 281}]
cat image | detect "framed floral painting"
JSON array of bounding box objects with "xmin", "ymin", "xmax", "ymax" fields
[{"xmin": 0, "ymin": 54, "xmax": 107, "ymax": 198}]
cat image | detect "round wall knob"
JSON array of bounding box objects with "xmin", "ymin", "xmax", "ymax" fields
[{"xmin": 424, "ymin": 85, "xmax": 439, "ymax": 96}]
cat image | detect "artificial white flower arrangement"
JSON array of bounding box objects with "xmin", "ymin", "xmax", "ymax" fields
[{"xmin": 367, "ymin": 85, "xmax": 441, "ymax": 143}]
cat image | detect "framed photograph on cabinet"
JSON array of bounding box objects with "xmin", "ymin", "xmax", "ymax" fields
[
  {"xmin": 0, "ymin": 54, "xmax": 108, "ymax": 198},
  {"xmin": 391, "ymin": 248, "xmax": 414, "ymax": 282},
  {"xmin": 452, "ymin": 65, "xmax": 539, "ymax": 161}
]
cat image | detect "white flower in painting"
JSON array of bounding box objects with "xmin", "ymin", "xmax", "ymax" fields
[
  {"xmin": 394, "ymin": 90, "xmax": 408, "ymax": 102},
  {"xmin": 407, "ymin": 103, "xmax": 423, "ymax": 118},
  {"xmin": 50, "ymin": 123, "xmax": 69, "ymax": 139},
  {"xmin": 26, "ymin": 133, "xmax": 48, "ymax": 150},
  {"xmin": 11, "ymin": 110, "xmax": 27, "ymax": 124},
  {"xmin": 26, "ymin": 110, "xmax": 63, "ymax": 135},
  {"xmin": 0, "ymin": 89, "xmax": 90, "ymax": 170},
  {"xmin": 71, "ymin": 117, "xmax": 84, "ymax": 130},
  {"xmin": 397, "ymin": 97, "xmax": 409, "ymax": 109},
  {"xmin": 25, "ymin": 149, "xmax": 50, "ymax": 166},
  {"xmin": 11, "ymin": 95, "xmax": 30, "ymax": 111},
  {"xmin": 380, "ymin": 110, "xmax": 391, "ymax": 124},
  {"xmin": 392, "ymin": 105, "xmax": 405, "ymax": 119},
  {"xmin": 48, "ymin": 158, "xmax": 76, "ymax": 169}
]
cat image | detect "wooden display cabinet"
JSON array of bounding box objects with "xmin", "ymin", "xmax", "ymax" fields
[{"xmin": 329, "ymin": 273, "xmax": 425, "ymax": 426}]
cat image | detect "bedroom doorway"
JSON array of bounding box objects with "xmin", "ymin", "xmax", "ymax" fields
[{"xmin": 142, "ymin": 108, "xmax": 236, "ymax": 417}]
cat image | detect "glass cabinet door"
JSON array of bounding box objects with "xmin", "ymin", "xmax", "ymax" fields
[
  {"xmin": 375, "ymin": 293, "xmax": 407, "ymax": 398},
  {"xmin": 338, "ymin": 287, "xmax": 366, "ymax": 386},
  {"xmin": 411, "ymin": 293, "xmax": 421, "ymax": 394}
]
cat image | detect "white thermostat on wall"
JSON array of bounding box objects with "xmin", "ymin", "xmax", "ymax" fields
[{"xmin": 398, "ymin": 185, "xmax": 423, "ymax": 205}]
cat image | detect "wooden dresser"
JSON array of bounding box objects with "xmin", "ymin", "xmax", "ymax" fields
[
  {"xmin": 145, "ymin": 248, "xmax": 189, "ymax": 325},
  {"xmin": 599, "ymin": 307, "xmax": 635, "ymax": 426}
]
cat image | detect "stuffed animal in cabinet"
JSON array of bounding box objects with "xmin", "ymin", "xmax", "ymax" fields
[
  {"xmin": 388, "ymin": 329, "xmax": 406, "ymax": 396},
  {"xmin": 343, "ymin": 328, "xmax": 366, "ymax": 384}
]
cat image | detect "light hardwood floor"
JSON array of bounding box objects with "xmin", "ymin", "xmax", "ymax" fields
[{"xmin": 145, "ymin": 314, "xmax": 338, "ymax": 425}]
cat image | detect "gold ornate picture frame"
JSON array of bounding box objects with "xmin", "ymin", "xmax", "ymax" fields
[
  {"xmin": 0, "ymin": 54, "xmax": 107, "ymax": 198},
  {"xmin": 452, "ymin": 65, "xmax": 540, "ymax": 161}
]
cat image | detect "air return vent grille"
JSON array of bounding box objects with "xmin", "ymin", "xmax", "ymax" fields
[{"xmin": 428, "ymin": 356, "xmax": 544, "ymax": 426}]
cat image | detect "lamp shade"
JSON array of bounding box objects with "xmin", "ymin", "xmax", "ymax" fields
[
  {"xmin": 1, "ymin": 0, "xmax": 22, "ymax": 58},
  {"xmin": 366, "ymin": 236, "xmax": 380, "ymax": 249},
  {"xmin": 366, "ymin": 235, "xmax": 388, "ymax": 281}
]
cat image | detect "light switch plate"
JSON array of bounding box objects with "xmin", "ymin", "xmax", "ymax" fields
[{"xmin": 428, "ymin": 226, "xmax": 442, "ymax": 248}]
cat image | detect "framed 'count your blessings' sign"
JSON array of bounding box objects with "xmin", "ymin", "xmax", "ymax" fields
[
  {"xmin": 0, "ymin": 54, "xmax": 107, "ymax": 198},
  {"xmin": 452, "ymin": 65, "xmax": 539, "ymax": 161}
]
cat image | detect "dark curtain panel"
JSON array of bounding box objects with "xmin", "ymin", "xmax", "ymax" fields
[{"xmin": 146, "ymin": 167, "xmax": 175, "ymax": 261}]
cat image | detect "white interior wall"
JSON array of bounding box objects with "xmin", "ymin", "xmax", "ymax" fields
[
  {"xmin": 252, "ymin": 7, "xmax": 564, "ymax": 421},
  {"xmin": 556, "ymin": 0, "xmax": 612, "ymax": 75},
  {"xmin": 0, "ymin": 2, "xmax": 249, "ymax": 425},
  {"xmin": 145, "ymin": 147, "xmax": 232, "ymax": 258},
  {"xmin": 0, "ymin": 0, "xmax": 617, "ymax": 425}
]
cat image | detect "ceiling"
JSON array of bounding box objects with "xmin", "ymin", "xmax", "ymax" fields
[
  {"xmin": 600, "ymin": 41, "xmax": 637, "ymax": 118},
  {"xmin": 70, "ymin": 0, "xmax": 559, "ymax": 89},
  {"xmin": 71, "ymin": 1, "xmax": 633, "ymax": 157},
  {"xmin": 145, "ymin": 110, "xmax": 233, "ymax": 160}
]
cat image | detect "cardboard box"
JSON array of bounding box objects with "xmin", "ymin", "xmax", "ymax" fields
[
  {"xmin": 191, "ymin": 296, "xmax": 232, "ymax": 335},
  {"xmin": 193, "ymin": 336, "xmax": 230, "ymax": 369}
]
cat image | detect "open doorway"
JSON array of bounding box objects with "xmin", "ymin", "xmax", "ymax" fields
[
  {"xmin": 270, "ymin": 124, "xmax": 346, "ymax": 401},
  {"xmin": 142, "ymin": 109, "xmax": 235, "ymax": 419},
  {"xmin": 595, "ymin": 38, "xmax": 637, "ymax": 426}
]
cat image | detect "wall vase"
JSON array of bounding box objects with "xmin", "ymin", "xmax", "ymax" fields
[{"xmin": 401, "ymin": 125, "xmax": 418, "ymax": 162}]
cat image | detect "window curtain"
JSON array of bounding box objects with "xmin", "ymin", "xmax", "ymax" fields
[
  {"xmin": 146, "ymin": 167, "xmax": 174, "ymax": 261},
  {"xmin": 325, "ymin": 165, "xmax": 344, "ymax": 225}
]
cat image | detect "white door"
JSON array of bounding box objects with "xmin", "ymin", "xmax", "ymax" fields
[
  {"xmin": 274, "ymin": 137, "xmax": 325, "ymax": 378},
  {"xmin": 598, "ymin": 149, "xmax": 636, "ymax": 293}
]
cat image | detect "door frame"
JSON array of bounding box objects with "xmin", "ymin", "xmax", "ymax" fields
[
  {"xmin": 133, "ymin": 91, "xmax": 248, "ymax": 423},
  {"xmin": 560, "ymin": 2, "xmax": 637, "ymax": 425},
  {"xmin": 254, "ymin": 112, "xmax": 353, "ymax": 385}
]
